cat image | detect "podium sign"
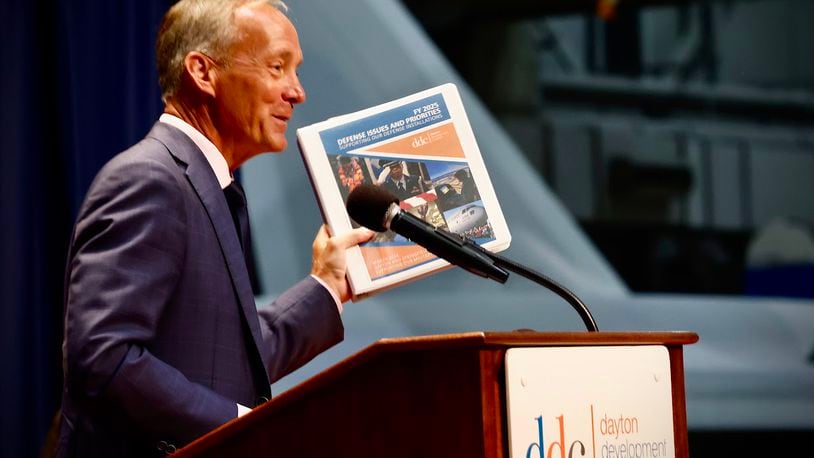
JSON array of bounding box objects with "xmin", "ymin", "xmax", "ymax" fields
[{"xmin": 505, "ymin": 346, "xmax": 675, "ymax": 458}]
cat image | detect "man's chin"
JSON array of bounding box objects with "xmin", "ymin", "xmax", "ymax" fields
[
  {"xmin": 253, "ymin": 138, "xmax": 287, "ymax": 155},
  {"xmin": 262, "ymin": 134, "xmax": 288, "ymax": 153}
]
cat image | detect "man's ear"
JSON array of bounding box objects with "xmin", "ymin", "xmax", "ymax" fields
[{"xmin": 182, "ymin": 51, "xmax": 218, "ymax": 97}]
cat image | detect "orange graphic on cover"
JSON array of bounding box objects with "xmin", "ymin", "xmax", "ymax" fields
[
  {"xmin": 360, "ymin": 245, "xmax": 436, "ymax": 279},
  {"xmin": 365, "ymin": 122, "xmax": 464, "ymax": 159}
]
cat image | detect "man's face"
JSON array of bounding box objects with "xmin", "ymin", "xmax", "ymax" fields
[
  {"xmin": 213, "ymin": 4, "xmax": 306, "ymax": 163},
  {"xmin": 389, "ymin": 164, "xmax": 403, "ymax": 180}
]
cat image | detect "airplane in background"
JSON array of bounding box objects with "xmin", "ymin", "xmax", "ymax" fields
[{"xmin": 445, "ymin": 204, "xmax": 488, "ymax": 235}]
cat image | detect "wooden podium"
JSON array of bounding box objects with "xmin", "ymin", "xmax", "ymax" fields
[{"xmin": 175, "ymin": 331, "xmax": 698, "ymax": 457}]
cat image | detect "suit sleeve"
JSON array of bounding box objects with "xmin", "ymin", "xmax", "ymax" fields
[
  {"xmin": 257, "ymin": 277, "xmax": 344, "ymax": 383},
  {"xmin": 64, "ymin": 157, "xmax": 236, "ymax": 444}
]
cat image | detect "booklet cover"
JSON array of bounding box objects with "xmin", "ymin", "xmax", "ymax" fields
[{"xmin": 297, "ymin": 83, "xmax": 511, "ymax": 299}]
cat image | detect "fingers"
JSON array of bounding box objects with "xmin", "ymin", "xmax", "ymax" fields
[
  {"xmin": 310, "ymin": 225, "xmax": 375, "ymax": 304},
  {"xmin": 313, "ymin": 225, "xmax": 373, "ymax": 250},
  {"xmin": 313, "ymin": 224, "xmax": 330, "ymax": 245},
  {"xmin": 330, "ymin": 226, "xmax": 375, "ymax": 249}
]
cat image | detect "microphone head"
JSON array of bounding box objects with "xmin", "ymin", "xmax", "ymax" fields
[{"xmin": 346, "ymin": 184, "xmax": 399, "ymax": 232}]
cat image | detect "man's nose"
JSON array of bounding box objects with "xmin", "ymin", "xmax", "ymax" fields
[{"xmin": 284, "ymin": 78, "xmax": 306, "ymax": 105}]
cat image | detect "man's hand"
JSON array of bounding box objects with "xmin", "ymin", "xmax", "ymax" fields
[{"xmin": 311, "ymin": 225, "xmax": 374, "ymax": 303}]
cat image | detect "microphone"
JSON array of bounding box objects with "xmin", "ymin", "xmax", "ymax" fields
[
  {"xmin": 346, "ymin": 184, "xmax": 509, "ymax": 283},
  {"xmin": 346, "ymin": 184, "xmax": 599, "ymax": 331}
]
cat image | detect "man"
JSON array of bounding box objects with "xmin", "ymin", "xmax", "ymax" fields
[
  {"xmin": 57, "ymin": 1, "xmax": 372, "ymax": 456},
  {"xmin": 380, "ymin": 161, "xmax": 423, "ymax": 200}
]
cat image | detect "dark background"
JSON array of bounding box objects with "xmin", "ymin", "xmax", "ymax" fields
[{"xmin": 1, "ymin": 1, "xmax": 169, "ymax": 456}]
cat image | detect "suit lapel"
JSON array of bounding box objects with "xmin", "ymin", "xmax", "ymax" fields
[{"xmin": 146, "ymin": 122, "xmax": 273, "ymax": 382}]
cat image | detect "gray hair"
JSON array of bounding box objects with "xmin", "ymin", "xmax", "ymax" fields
[{"xmin": 156, "ymin": 0, "xmax": 288, "ymax": 100}]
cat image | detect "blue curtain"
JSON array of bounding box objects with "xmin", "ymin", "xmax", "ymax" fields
[{"xmin": 1, "ymin": 1, "xmax": 170, "ymax": 456}]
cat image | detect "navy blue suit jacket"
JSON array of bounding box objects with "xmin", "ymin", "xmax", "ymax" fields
[
  {"xmin": 381, "ymin": 174, "xmax": 422, "ymax": 201},
  {"xmin": 58, "ymin": 122, "xmax": 343, "ymax": 457}
]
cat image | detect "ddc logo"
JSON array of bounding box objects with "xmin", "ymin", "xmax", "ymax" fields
[
  {"xmin": 526, "ymin": 415, "xmax": 587, "ymax": 458},
  {"xmin": 411, "ymin": 134, "xmax": 431, "ymax": 148}
]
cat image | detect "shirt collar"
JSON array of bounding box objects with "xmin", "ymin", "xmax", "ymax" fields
[{"xmin": 159, "ymin": 113, "xmax": 232, "ymax": 189}]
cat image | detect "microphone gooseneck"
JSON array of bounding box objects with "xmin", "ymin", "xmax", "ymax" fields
[
  {"xmin": 345, "ymin": 184, "xmax": 598, "ymax": 332},
  {"xmin": 485, "ymin": 251, "xmax": 599, "ymax": 332}
]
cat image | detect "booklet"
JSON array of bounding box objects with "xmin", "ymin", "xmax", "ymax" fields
[{"xmin": 296, "ymin": 83, "xmax": 511, "ymax": 299}]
